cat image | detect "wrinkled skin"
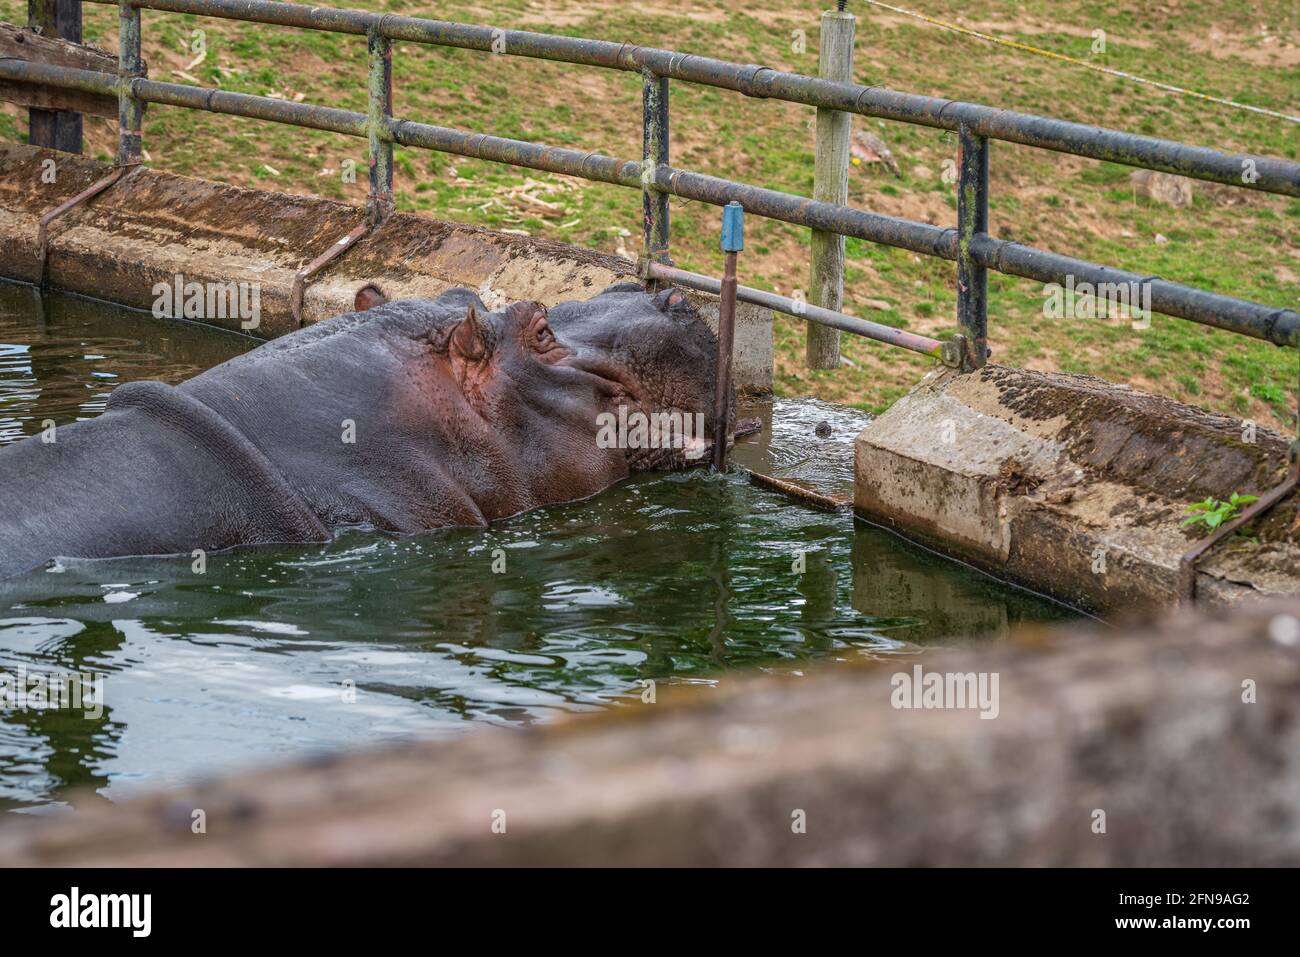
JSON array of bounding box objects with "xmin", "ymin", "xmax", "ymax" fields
[{"xmin": 0, "ymin": 283, "xmax": 720, "ymax": 580}]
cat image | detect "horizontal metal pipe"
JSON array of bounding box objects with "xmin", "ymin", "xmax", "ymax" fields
[
  {"xmin": 660, "ymin": 167, "xmax": 955, "ymax": 259},
  {"xmin": 138, "ymin": 76, "xmax": 370, "ymax": 135},
  {"xmin": 82, "ymin": 0, "xmax": 1300, "ymax": 196},
  {"xmin": 970, "ymin": 237, "xmax": 1300, "ymax": 346},
  {"xmin": 391, "ymin": 122, "xmax": 637, "ymax": 187},
  {"xmin": 646, "ymin": 262, "xmax": 944, "ymax": 357},
  {"xmin": 2, "ymin": 55, "xmax": 119, "ymax": 97},
  {"xmin": 3, "ymin": 58, "xmax": 1295, "ymax": 346},
  {"xmin": 101, "ymin": 0, "xmax": 376, "ymax": 35},
  {"xmin": 0, "ymin": 59, "xmax": 373, "ymax": 135}
]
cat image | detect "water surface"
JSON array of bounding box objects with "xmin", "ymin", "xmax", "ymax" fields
[
  {"xmin": 0, "ymin": 282, "xmax": 1073, "ymax": 811},
  {"xmin": 0, "ymin": 282, "xmax": 255, "ymax": 444}
]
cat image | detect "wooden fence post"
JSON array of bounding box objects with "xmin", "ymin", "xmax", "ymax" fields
[
  {"xmin": 26, "ymin": 0, "xmax": 83, "ymax": 153},
  {"xmin": 806, "ymin": 5, "xmax": 855, "ymax": 369}
]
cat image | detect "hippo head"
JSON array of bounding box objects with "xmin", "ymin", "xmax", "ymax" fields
[
  {"xmin": 407, "ymin": 282, "xmax": 719, "ymax": 479},
  {"xmin": 547, "ymin": 282, "xmax": 721, "ymax": 468}
]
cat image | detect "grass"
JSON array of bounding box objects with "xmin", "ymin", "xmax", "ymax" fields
[{"xmin": 2, "ymin": 0, "xmax": 1297, "ymax": 426}]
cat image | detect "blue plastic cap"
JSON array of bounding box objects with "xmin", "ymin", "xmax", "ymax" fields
[{"xmin": 720, "ymin": 201, "xmax": 744, "ymax": 253}]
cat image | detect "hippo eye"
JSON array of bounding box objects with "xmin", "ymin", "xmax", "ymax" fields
[{"xmin": 533, "ymin": 318, "xmax": 555, "ymax": 346}]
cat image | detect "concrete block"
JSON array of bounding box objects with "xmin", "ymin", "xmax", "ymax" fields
[{"xmin": 855, "ymin": 365, "xmax": 1299, "ymax": 615}]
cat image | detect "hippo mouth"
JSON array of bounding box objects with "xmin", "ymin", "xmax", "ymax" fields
[{"xmin": 563, "ymin": 355, "xmax": 712, "ymax": 468}]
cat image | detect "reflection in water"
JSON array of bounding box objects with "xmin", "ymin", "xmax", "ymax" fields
[
  {"xmin": 0, "ymin": 283, "xmax": 1077, "ymax": 812},
  {"xmin": 0, "ymin": 281, "xmax": 255, "ymax": 444},
  {"xmin": 850, "ymin": 524, "xmax": 1023, "ymax": 642}
]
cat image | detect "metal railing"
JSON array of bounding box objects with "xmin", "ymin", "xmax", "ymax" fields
[{"xmin": 2, "ymin": 0, "xmax": 1299, "ymax": 369}]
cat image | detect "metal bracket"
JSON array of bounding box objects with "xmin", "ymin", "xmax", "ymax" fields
[
  {"xmin": 290, "ymin": 212, "xmax": 386, "ymax": 327},
  {"xmin": 636, "ymin": 252, "xmax": 673, "ymax": 292},
  {"xmin": 940, "ymin": 334, "xmax": 967, "ymax": 370},
  {"xmin": 35, "ymin": 163, "xmax": 134, "ymax": 289},
  {"xmin": 1178, "ymin": 447, "xmax": 1300, "ymax": 604}
]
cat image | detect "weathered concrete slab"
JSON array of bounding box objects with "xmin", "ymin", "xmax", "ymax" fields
[
  {"xmin": 855, "ymin": 365, "xmax": 1300, "ymax": 615},
  {"xmin": 1, "ymin": 597, "xmax": 1297, "ymax": 866},
  {"xmin": 0, "ymin": 142, "xmax": 772, "ymax": 392}
]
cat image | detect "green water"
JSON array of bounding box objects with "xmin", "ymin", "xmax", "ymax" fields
[{"xmin": 0, "ymin": 282, "xmax": 1074, "ymax": 811}]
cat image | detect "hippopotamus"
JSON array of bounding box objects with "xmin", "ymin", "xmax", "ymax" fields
[{"xmin": 0, "ymin": 283, "xmax": 721, "ymax": 580}]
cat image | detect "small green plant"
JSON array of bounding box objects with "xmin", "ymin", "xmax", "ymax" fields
[
  {"xmin": 1251, "ymin": 382, "xmax": 1288, "ymax": 405},
  {"xmin": 1182, "ymin": 493, "xmax": 1258, "ymax": 533}
]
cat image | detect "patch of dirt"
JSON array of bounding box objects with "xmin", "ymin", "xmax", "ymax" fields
[
  {"xmin": 507, "ymin": 1, "xmax": 801, "ymax": 28},
  {"xmin": 957, "ymin": 18, "xmax": 1152, "ymax": 49},
  {"xmin": 867, "ymin": 13, "xmax": 1156, "ymax": 50},
  {"xmin": 1184, "ymin": 25, "xmax": 1300, "ymax": 67},
  {"xmin": 857, "ymin": 181, "xmax": 954, "ymax": 228},
  {"xmin": 997, "ymin": 455, "xmax": 1044, "ymax": 495}
]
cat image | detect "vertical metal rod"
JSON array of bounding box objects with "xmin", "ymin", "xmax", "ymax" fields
[
  {"xmin": 713, "ymin": 250, "xmax": 737, "ymax": 471},
  {"xmin": 956, "ymin": 122, "xmax": 989, "ymax": 370},
  {"xmin": 27, "ymin": 0, "xmax": 84, "ymax": 153},
  {"xmin": 641, "ymin": 70, "xmax": 670, "ymax": 264},
  {"xmin": 713, "ymin": 201, "xmax": 744, "ymax": 471},
  {"xmin": 116, "ymin": 0, "xmax": 144, "ymax": 166},
  {"xmin": 367, "ymin": 25, "xmax": 394, "ymax": 223},
  {"xmin": 806, "ymin": 5, "xmax": 855, "ymax": 370}
]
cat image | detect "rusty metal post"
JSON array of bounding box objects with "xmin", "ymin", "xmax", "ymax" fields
[
  {"xmin": 641, "ymin": 70, "xmax": 670, "ymax": 264},
  {"xmin": 35, "ymin": 165, "xmax": 130, "ymax": 288},
  {"xmin": 116, "ymin": 0, "xmax": 144, "ymax": 166},
  {"xmin": 712, "ymin": 202, "xmax": 743, "ymax": 471},
  {"xmin": 27, "ymin": 0, "xmax": 84, "ymax": 152},
  {"xmin": 366, "ymin": 24, "xmax": 393, "ymax": 223},
  {"xmin": 956, "ymin": 122, "xmax": 989, "ymax": 370},
  {"xmin": 290, "ymin": 24, "xmax": 392, "ymax": 325},
  {"xmin": 806, "ymin": 4, "xmax": 854, "ymax": 369}
]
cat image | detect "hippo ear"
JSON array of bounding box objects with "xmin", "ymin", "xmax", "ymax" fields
[
  {"xmin": 599, "ymin": 281, "xmax": 645, "ymax": 296},
  {"xmin": 450, "ymin": 304, "xmax": 491, "ymax": 362},
  {"xmin": 354, "ymin": 284, "xmax": 388, "ymax": 312},
  {"xmin": 654, "ymin": 288, "xmax": 686, "ymax": 311}
]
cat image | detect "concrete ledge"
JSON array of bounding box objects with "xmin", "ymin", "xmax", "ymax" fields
[
  {"xmin": 1, "ymin": 598, "xmax": 1298, "ymax": 866},
  {"xmin": 855, "ymin": 365, "xmax": 1299, "ymax": 615},
  {"xmin": 0, "ymin": 142, "xmax": 772, "ymax": 392}
]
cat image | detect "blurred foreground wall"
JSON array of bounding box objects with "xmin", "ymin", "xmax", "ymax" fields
[{"xmin": 1, "ymin": 599, "xmax": 1298, "ymax": 866}]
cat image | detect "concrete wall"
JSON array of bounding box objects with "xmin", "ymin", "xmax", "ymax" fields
[
  {"xmin": 855, "ymin": 364, "xmax": 1299, "ymax": 615},
  {"xmin": 2, "ymin": 596, "xmax": 1298, "ymax": 866},
  {"xmin": 0, "ymin": 142, "xmax": 772, "ymax": 392}
]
